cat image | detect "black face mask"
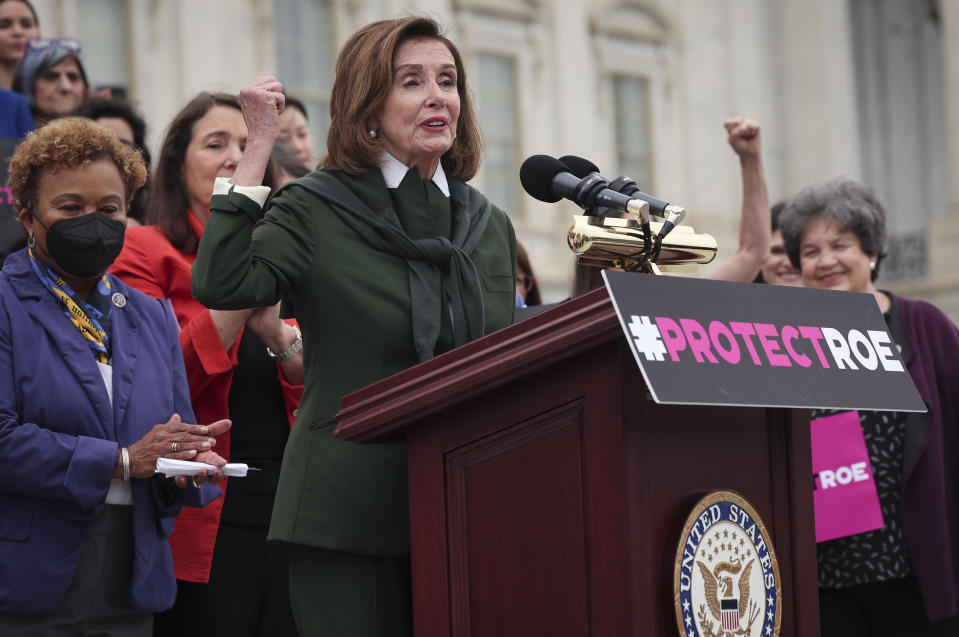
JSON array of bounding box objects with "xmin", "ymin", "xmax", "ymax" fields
[{"xmin": 32, "ymin": 212, "xmax": 126, "ymax": 279}]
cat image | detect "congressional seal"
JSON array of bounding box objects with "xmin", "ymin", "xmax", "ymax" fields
[{"xmin": 674, "ymin": 490, "xmax": 782, "ymax": 637}]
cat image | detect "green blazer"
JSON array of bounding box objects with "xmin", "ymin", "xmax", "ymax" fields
[{"xmin": 192, "ymin": 169, "xmax": 517, "ymax": 555}]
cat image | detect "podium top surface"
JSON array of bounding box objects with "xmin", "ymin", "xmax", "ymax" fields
[{"xmin": 335, "ymin": 287, "xmax": 618, "ymax": 442}]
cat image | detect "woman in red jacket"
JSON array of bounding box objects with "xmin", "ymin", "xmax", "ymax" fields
[{"xmin": 111, "ymin": 92, "xmax": 302, "ymax": 637}]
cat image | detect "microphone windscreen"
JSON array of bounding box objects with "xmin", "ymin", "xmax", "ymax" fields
[
  {"xmin": 558, "ymin": 155, "xmax": 600, "ymax": 178},
  {"xmin": 520, "ymin": 155, "xmax": 568, "ymax": 203}
]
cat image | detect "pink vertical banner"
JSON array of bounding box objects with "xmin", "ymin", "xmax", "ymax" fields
[{"xmin": 810, "ymin": 411, "xmax": 884, "ymax": 543}]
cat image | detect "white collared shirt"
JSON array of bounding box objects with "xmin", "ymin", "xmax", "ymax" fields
[
  {"xmin": 98, "ymin": 363, "xmax": 133, "ymax": 505},
  {"xmin": 213, "ymin": 177, "xmax": 271, "ymax": 205},
  {"xmin": 378, "ymin": 151, "xmax": 450, "ymax": 197}
]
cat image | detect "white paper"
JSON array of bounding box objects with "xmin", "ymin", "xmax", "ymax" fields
[{"xmin": 155, "ymin": 458, "xmax": 253, "ymax": 477}]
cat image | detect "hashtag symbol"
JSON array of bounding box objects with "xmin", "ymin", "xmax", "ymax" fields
[{"xmin": 628, "ymin": 315, "xmax": 667, "ymax": 361}]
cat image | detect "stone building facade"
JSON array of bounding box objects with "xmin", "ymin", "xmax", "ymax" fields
[{"xmin": 31, "ymin": 0, "xmax": 959, "ymax": 318}]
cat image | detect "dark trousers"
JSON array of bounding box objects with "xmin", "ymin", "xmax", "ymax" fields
[
  {"xmin": 288, "ymin": 545, "xmax": 412, "ymax": 637},
  {"xmin": 0, "ymin": 505, "xmax": 151, "ymax": 637},
  {"xmin": 820, "ymin": 577, "xmax": 959, "ymax": 637},
  {"xmin": 155, "ymin": 522, "xmax": 297, "ymax": 637}
]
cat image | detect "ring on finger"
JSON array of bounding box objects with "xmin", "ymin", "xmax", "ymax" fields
[
  {"xmin": 191, "ymin": 477, "xmax": 200, "ymax": 488},
  {"xmin": 171, "ymin": 441, "xmax": 180, "ymax": 453}
]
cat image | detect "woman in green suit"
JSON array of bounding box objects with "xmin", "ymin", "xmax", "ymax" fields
[{"xmin": 191, "ymin": 16, "xmax": 517, "ymax": 637}]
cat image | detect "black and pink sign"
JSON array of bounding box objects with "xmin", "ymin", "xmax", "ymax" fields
[
  {"xmin": 810, "ymin": 411, "xmax": 884, "ymax": 542},
  {"xmin": 603, "ymin": 270, "xmax": 926, "ymax": 411},
  {"xmin": 1, "ymin": 138, "xmax": 24, "ymax": 266}
]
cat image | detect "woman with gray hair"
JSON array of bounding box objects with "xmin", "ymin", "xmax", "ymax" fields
[
  {"xmin": 12, "ymin": 35, "xmax": 87, "ymax": 126},
  {"xmin": 779, "ymin": 177, "xmax": 959, "ymax": 636}
]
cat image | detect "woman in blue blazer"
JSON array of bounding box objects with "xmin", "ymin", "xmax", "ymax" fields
[{"xmin": 0, "ymin": 118, "xmax": 231, "ymax": 635}]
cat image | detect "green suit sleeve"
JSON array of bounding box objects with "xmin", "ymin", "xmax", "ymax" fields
[{"xmin": 192, "ymin": 187, "xmax": 318, "ymax": 309}]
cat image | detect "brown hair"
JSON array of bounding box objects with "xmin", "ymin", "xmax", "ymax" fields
[
  {"xmin": 148, "ymin": 92, "xmax": 275, "ymax": 253},
  {"xmin": 0, "ymin": 0, "xmax": 39, "ymax": 25},
  {"xmin": 322, "ymin": 16, "xmax": 482, "ymax": 180},
  {"xmin": 516, "ymin": 241, "xmax": 541, "ymax": 306},
  {"xmin": 8, "ymin": 117, "xmax": 146, "ymax": 211}
]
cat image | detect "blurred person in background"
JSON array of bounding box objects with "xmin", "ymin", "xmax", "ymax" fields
[
  {"xmin": 110, "ymin": 92, "xmax": 302, "ymax": 637},
  {"xmin": 75, "ymin": 97, "xmax": 152, "ymax": 226},
  {"xmin": 0, "ymin": 0, "xmax": 37, "ymax": 90},
  {"xmin": 278, "ymin": 95, "xmax": 315, "ymax": 169},
  {"xmin": 12, "ymin": 35, "xmax": 88, "ymax": 127},
  {"xmin": 515, "ymin": 241, "xmax": 541, "ymax": 307},
  {"xmin": 0, "ymin": 0, "xmax": 37, "ymax": 137},
  {"xmin": 754, "ymin": 201, "xmax": 802, "ymax": 286},
  {"xmin": 271, "ymin": 137, "xmax": 309, "ymax": 187}
]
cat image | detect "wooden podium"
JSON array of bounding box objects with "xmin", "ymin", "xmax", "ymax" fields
[{"xmin": 335, "ymin": 287, "xmax": 820, "ymax": 636}]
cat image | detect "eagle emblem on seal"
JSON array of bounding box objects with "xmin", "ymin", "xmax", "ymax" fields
[
  {"xmin": 674, "ymin": 491, "xmax": 781, "ymax": 637},
  {"xmin": 696, "ymin": 557, "xmax": 760, "ymax": 636}
]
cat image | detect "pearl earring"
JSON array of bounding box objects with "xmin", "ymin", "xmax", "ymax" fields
[
  {"xmin": 869, "ymin": 261, "xmax": 876, "ymax": 270},
  {"xmin": 368, "ymin": 129, "xmax": 377, "ymax": 139}
]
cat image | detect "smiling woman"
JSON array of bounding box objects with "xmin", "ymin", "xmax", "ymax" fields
[
  {"xmin": 779, "ymin": 179, "xmax": 887, "ymax": 307},
  {"xmin": 757, "ymin": 203, "xmax": 802, "ymax": 286},
  {"xmin": 778, "ymin": 177, "xmax": 959, "ymax": 636}
]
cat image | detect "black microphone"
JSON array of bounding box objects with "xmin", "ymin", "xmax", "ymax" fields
[
  {"xmin": 523, "ymin": 154, "xmax": 652, "ymax": 261},
  {"xmin": 558, "ymin": 155, "xmax": 687, "ymax": 258},
  {"xmin": 520, "ymin": 155, "xmax": 651, "ymax": 221},
  {"xmin": 558, "ymin": 155, "xmax": 602, "ymax": 179},
  {"xmin": 556, "ymin": 155, "xmax": 615, "ymax": 218},
  {"xmin": 559, "ymin": 155, "xmax": 684, "ymax": 224},
  {"xmin": 558, "ymin": 155, "xmax": 659, "ymax": 258}
]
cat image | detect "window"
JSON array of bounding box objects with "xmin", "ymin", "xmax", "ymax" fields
[
  {"xmin": 477, "ymin": 53, "xmax": 520, "ymax": 214},
  {"xmin": 275, "ymin": 0, "xmax": 333, "ymax": 158},
  {"xmin": 76, "ymin": 0, "xmax": 129, "ymax": 96},
  {"xmin": 612, "ymin": 75, "xmax": 652, "ymax": 188}
]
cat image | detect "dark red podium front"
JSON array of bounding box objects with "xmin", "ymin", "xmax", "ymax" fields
[{"xmin": 335, "ymin": 287, "xmax": 819, "ymax": 636}]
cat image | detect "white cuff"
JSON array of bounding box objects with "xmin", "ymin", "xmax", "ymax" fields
[{"xmin": 213, "ymin": 177, "xmax": 271, "ymax": 208}]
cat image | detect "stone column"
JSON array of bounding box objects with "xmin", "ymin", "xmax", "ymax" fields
[
  {"xmin": 777, "ymin": 0, "xmax": 862, "ymax": 191},
  {"xmin": 928, "ymin": 0, "xmax": 959, "ymax": 297}
]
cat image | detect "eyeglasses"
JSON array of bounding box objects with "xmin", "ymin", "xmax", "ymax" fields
[{"xmin": 26, "ymin": 37, "xmax": 82, "ymax": 54}]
